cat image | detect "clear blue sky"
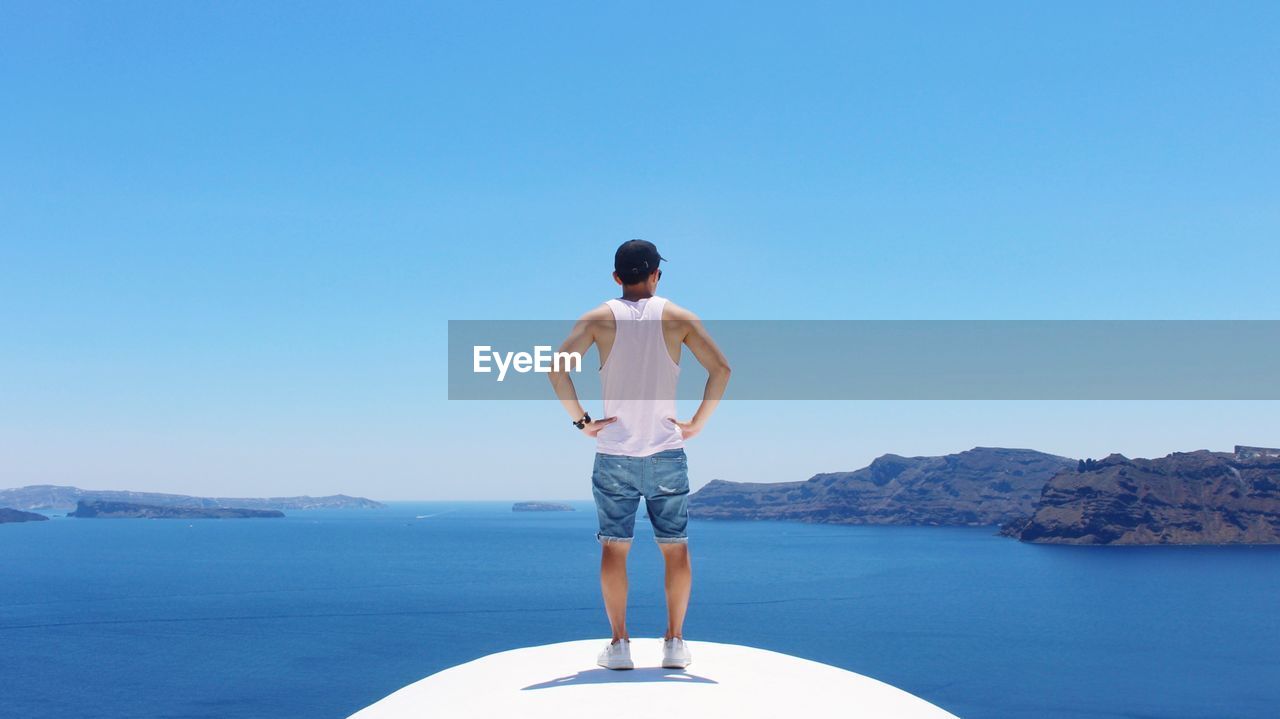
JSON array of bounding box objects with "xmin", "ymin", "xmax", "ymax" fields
[{"xmin": 2, "ymin": 2, "xmax": 1277, "ymax": 499}]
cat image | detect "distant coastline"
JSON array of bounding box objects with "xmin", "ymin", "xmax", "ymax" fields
[
  {"xmin": 512, "ymin": 501, "xmax": 575, "ymax": 512},
  {"xmin": 0, "ymin": 485, "xmax": 384, "ymax": 512},
  {"xmin": 68, "ymin": 500, "xmax": 284, "ymax": 520},
  {"xmin": 0, "ymin": 507, "xmax": 49, "ymax": 524}
]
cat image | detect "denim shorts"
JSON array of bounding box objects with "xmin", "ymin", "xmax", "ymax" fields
[{"xmin": 591, "ymin": 448, "xmax": 689, "ymax": 544}]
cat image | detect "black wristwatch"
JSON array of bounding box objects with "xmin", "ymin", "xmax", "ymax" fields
[{"xmin": 573, "ymin": 412, "xmax": 591, "ymax": 430}]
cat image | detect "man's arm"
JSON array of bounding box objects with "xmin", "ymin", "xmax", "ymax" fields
[
  {"xmin": 548, "ymin": 306, "xmax": 617, "ymax": 438},
  {"xmin": 666, "ymin": 303, "xmax": 731, "ymax": 441}
]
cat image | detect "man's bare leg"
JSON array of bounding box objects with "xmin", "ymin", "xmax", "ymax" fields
[
  {"xmin": 600, "ymin": 542, "xmax": 632, "ymax": 642},
  {"xmin": 658, "ymin": 542, "xmax": 692, "ymax": 640}
]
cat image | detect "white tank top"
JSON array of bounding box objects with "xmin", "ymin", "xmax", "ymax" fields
[{"xmin": 595, "ymin": 296, "xmax": 684, "ymax": 457}]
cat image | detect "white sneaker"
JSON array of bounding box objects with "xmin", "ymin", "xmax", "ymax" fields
[
  {"xmin": 597, "ymin": 639, "xmax": 633, "ymax": 670},
  {"xmin": 662, "ymin": 637, "xmax": 692, "ymax": 669}
]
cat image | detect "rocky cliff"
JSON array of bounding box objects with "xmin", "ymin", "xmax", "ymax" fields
[
  {"xmin": 1001, "ymin": 451, "xmax": 1280, "ymax": 544},
  {"xmin": 690, "ymin": 447, "xmax": 1075, "ymax": 526}
]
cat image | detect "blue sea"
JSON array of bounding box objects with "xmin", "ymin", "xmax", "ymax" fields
[{"xmin": 2, "ymin": 503, "xmax": 1278, "ymax": 719}]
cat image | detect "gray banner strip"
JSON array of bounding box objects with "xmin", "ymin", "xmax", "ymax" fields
[{"xmin": 448, "ymin": 320, "xmax": 1280, "ymax": 400}]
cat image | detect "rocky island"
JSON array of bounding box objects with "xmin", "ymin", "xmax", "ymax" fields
[
  {"xmin": 691, "ymin": 447, "xmax": 1075, "ymax": 526},
  {"xmin": 512, "ymin": 502, "xmax": 575, "ymax": 512},
  {"xmin": 1001, "ymin": 450, "xmax": 1280, "ymax": 545},
  {"xmin": 68, "ymin": 500, "xmax": 285, "ymax": 519},
  {"xmin": 0, "ymin": 485, "xmax": 383, "ymax": 511},
  {"xmin": 0, "ymin": 508, "xmax": 49, "ymax": 524}
]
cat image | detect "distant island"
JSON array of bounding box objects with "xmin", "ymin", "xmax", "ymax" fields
[
  {"xmin": 691, "ymin": 447, "xmax": 1074, "ymax": 526},
  {"xmin": 513, "ymin": 501, "xmax": 575, "ymax": 512},
  {"xmin": 1000, "ymin": 449, "xmax": 1280, "ymax": 545},
  {"xmin": 690, "ymin": 445, "xmax": 1280, "ymax": 545},
  {"xmin": 68, "ymin": 500, "xmax": 285, "ymax": 520},
  {"xmin": 0, "ymin": 508, "xmax": 49, "ymax": 524},
  {"xmin": 0, "ymin": 485, "xmax": 383, "ymax": 512}
]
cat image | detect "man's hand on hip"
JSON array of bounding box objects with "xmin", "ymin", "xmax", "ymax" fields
[
  {"xmin": 667, "ymin": 418, "xmax": 703, "ymax": 441},
  {"xmin": 581, "ymin": 417, "xmax": 617, "ymax": 438}
]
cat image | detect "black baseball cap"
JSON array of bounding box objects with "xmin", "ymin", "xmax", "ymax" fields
[{"xmin": 614, "ymin": 239, "xmax": 666, "ymax": 281}]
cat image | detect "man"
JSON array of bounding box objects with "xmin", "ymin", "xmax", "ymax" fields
[{"xmin": 549, "ymin": 239, "xmax": 731, "ymax": 671}]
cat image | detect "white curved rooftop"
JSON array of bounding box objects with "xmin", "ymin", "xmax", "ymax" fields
[{"xmin": 348, "ymin": 638, "xmax": 957, "ymax": 719}]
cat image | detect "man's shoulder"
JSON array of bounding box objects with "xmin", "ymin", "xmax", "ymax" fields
[
  {"xmin": 661, "ymin": 299, "xmax": 699, "ymax": 323},
  {"xmin": 579, "ymin": 303, "xmax": 614, "ymax": 327}
]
